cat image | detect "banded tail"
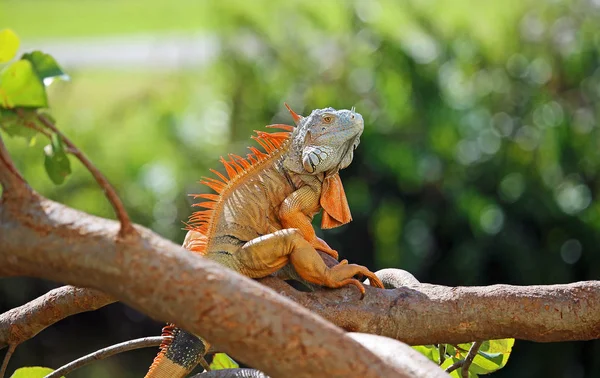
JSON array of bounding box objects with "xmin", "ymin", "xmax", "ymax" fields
[{"xmin": 145, "ymin": 325, "xmax": 209, "ymax": 378}]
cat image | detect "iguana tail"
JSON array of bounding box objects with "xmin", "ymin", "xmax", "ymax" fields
[{"xmin": 145, "ymin": 324, "xmax": 209, "ymax": 378}]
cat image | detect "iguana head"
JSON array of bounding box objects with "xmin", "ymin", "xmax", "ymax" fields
[{"xmin": 284, "ymin": 105, "xmax": 364, "ymax": 176}]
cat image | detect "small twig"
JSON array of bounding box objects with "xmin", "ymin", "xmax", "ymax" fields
[
  {"xmin": 35, "ymin": 112, "xmax": 136, "ymax": 237},
  {"xmin": 438, "ymin": 344, "xmax": 445, "ymax": 365},
  {"xmin": 21, "ymin": 120, "xmax": 52, "ymax": 139},
  {"xmin": 444, "ymin": 359, "xmax": 463, "ymax": 374},
  {"xmin": 443, "ymin": 341, "xmax": 483, "ymax": 376},
  {"xmin": 0, "ymin": 344, "xmax": 16, "ymax": 378},
  {"xmin": 198, "ymin": 356, "xmax": 212, "ymax": 372},
  {"xmin": 461, "ymin": 341, "xmax": 482, "ymax": 378},
  {"xmin": 44, "ymin": 336, "xmax": 165, "ymax": 378}
]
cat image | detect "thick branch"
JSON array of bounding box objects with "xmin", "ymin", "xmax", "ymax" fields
[
  {"xmin": 0, "ymin": 195, "xmax": 417, "ymax": 378},
  {"xmin": 3, "ymin": 264, "xmax": 598, "ymax": 354},
  {"xmin": 347, "ymin": 333, "xmax": 448, "ymax": 377},
  {"xmin": 0, "ymin": 286, "xmax": 114, "ymax": 349},
  {"xmin": 193, "ymin": 333, "xmax": 451, "ymax": 378},
  {"xmin": 259, "ymin": 277, "xmax": 600, "ymax": 345}
]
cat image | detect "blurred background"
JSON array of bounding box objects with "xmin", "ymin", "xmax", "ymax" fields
[{"xmin": 1, "ymin": 0, "xmax": 599, "ymax": 376}]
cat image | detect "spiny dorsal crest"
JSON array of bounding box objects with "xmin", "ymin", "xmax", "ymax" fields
[{"xmin": 185, "ymin": 105, "xmax": 301, "ymax": 253}]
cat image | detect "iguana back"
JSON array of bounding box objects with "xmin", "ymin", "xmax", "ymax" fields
[{"xmin": 184, "ymin": 128, "xmax": 293, "ymax": 266}]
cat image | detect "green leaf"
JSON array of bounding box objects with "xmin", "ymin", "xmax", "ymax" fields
[
  {"xmin": 456, "ymin": 343, "xmax": 473, "ymax": 353},
  {"xmin": 0, "ymin": 60, "xmax": 47, "ymax": 108},
  {"xmin": 412, "ymin": 345, "xmax": 440, "ymax": 363},
  {"xmin": 43, "ymin": 133, "xmax": 71, "ymax": 184},
  {"xmin": 445, "ymin": 344, "xmax": 457, "ymax": 357},
  {"xmin": 471, "ymin": 339, "xmax": 514, "ymax": 373},
  {"xmin": 482, "ymin": 338, "xmax": 515, "ymax": 354},
  {"xmin": 209, "ymin": 353, "xmax": 239, "ymax": 371},
  {"xmin": 10, "ymin": 366, "xmax": 63, "ymax": 378},
  {"xmin": 452, "ymin": 339, "xmax": 515, "ymax": 375},
  {"xmin": 0, "ymin": 29, "xmax": 20, "ymax": 63},
  {"xmin": 0, "ymin": 108, "xmax": 37, "ymax": 142},
  {"xmin": 22, "ymin": 51, "xmax": 69, "ymax": 85}
]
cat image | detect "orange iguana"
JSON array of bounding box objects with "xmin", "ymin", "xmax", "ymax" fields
[{"xmin": 145, "ymin": 105, "xmax": 384, "ymax": 377}]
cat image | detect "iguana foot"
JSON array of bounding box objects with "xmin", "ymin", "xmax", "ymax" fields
[{"xmin": 325, "ymin": 263, "xmax": 384, "ymax": 299}]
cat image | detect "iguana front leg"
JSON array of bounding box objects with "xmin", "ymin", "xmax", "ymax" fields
[
  {"xmin": 279, "ymin": 185, "xmax": 339, "ymax": 260},
  {"xmin": 234, "ymin": 229, "xmax": 383, "ymax": 297}
]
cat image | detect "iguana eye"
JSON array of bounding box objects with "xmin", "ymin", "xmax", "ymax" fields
[{"xmin": 322, "ymin": 115, "xmax": 334, "ymax": 124}]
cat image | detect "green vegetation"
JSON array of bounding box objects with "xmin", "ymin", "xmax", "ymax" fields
[{"xmin": 1, "ymin": 0, "xmax": 599, "ymax": 376}]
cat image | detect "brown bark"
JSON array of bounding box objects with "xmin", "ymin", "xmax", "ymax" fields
[
  {"xmin": 0, "ymin": 286, "xmax": 114, "ymax": 349},
  {"xmin": 2, "ymin": 250, "xmax": 598, "ymax": 353},
  {"xmin": 2, "ymin": 264, "xmax": 599, "ymax": 353},
  {"xmin": 347, "ymin": 332, "xmax": 449, "ymax": 377},
  {"xmin": 260, "ymin": 277, "xmax": 600, "ymax": 344}
]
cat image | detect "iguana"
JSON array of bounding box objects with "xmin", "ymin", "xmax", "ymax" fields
[{"xmin": 145, "ymin": 105, "xmax": 384, "ymax": 377}]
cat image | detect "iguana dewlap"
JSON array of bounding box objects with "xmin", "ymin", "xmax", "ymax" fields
[{"xmin": 145, "ymin": 105, "xmax": 384, "ymax": 378}]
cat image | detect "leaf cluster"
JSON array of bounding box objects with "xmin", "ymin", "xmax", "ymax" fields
[{"xmin": 0, "ymin": 29, "xmax": 71, "ymax": 184}]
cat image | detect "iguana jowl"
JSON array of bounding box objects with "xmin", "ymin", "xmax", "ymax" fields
[{"xmin": 145, "ymin": 105, "xmax": 384, "ymax": 377}]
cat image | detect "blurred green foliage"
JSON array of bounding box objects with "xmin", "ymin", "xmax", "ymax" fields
[{"xmin": 2, "ymin": 0, "xmax": 600, "ymax": 377}]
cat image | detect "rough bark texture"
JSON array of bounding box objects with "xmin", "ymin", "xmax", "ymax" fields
[
  {"xmin": 346, "ymin": 333, "xmax": 449, "ymax": 377},
  {"xmin": 0, "ymin": 193, "xmax": 418, "ymax": 378},
  {"xmin": 0, "ymin": 286, "xmax": 114, "ymax": 349},
  {"xmin": 190, "ymin": 332, "xmax": 452, "ymax": 378},
  {"xmin": 260, "ymin": 277, "xmax": 600, "ymax": 345}
]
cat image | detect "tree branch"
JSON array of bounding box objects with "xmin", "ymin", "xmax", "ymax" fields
[
  {"xmin": 347, "ymin": 333, "xmax": 449, "ymax": 377},
  {"xmin": 258, "ymin": 276, "xmax": 600, "ymax": 345},
  {"xmin": 21, "ymin": 119, "xmax": 53, "ymax": 139},
  {"xmin": 0, "ymin": 344, "xmax": 15, "ymax": 378},
  {"xmin": 35, "ymin": 113, "xmax": 136, "ymax": 237},
  {"xmin": 0, "ymin": 286, "xmax": 114, "ymax": 350},
  {"xmin": 2, "ymin": 269, "xmax": 599, "ymax": 360},
  {"xmin": 192, "ymin": 333, "xmax": 455, "ymax": 378},
  {"xmin": 438, "ymin": 344, "xmax": 445, "ymax": 365},
  {"xmin": 461, "ymin": 341, "xmax": 482, "ymax": 378},
  {"xmin": 444, "ymin": 359, "xmax": 463, "ymax": 374},
  {"xmin": 0, "ymin": 195, "xmax": 421, "ymax": 378},
  {"xmin": 45, "ymin": 337, "xmax": 164, "ymax": 378}
]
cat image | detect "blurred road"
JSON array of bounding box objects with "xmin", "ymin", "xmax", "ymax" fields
[{"xmin": 22, "ymin": 33, "xmax": 220, "ymax": 70}]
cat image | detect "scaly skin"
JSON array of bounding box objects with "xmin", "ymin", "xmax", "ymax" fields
[{"xmin": 145, "ymin": 105, "xmax": 384, "ymax": 378}]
